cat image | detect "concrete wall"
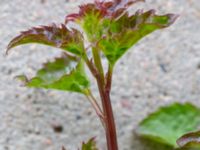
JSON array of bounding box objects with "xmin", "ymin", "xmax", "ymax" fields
[{"xmin": 1, "ymin": 0, "xmax": 200, "ymax": 149}]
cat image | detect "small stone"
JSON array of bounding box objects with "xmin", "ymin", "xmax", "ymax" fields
[
  {"xmin": 51, "ymin": 123, "xmax": 63, "ymax": 133},
  {"xmin": 76, "ymin": 115, "xmax": 82, "ymax": 120}
]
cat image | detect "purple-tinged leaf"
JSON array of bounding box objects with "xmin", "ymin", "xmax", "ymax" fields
[
  {"xmin": 65, "ymin": 0, "xmax": 145, "ymax": 42},
  {"xmin": 17, "ymin": 53, "xmax": 90, "ymax": 94},
  {"xmin": 65, "ymin": 0, "xmax": 144, "ymax": 22},
  {"xmin": 99, "ymin": 10, "xmax": 178, "ymax": 65},
  {"xmin": 81, "ymin": 138, "xmax": 98, "ymax": 150},
  {"xmin": 7, "ymin": 24, "xmax": 84, "ymax": 56},
  {"xmin": 65, "ymin": 0, "xmax": 178, "ymax": 65},
  {"xmin": 177, "ymin": 131, "xmax": 200, "ymax": 148}
]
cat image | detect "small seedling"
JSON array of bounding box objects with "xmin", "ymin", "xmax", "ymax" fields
[{"xmin": 7, "ymin": 0, "xmax": 177, "ymax": 149}]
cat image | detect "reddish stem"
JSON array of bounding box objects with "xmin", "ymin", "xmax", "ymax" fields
[
  {"xmin": 96, "ymin": 74, "xmax": 118, "ymax": 150},
  {"xmin": 85, "ymin": 47, "xmax": 118, "ymax": 150}
]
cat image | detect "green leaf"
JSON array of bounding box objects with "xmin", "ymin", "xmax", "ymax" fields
[
  {"xmin": 81, "ymin": 138, "xmax": 98, "ymax": 150},
  {"xmin": 137, "ymin": 103, "xmax": 200, "ymax": 147},
  {"xmin": 7, "ymin": 24, "xmax": 84, "ymax": 56},
  {"xmin": 98, "ymin": 10, "xmax": 178, "ymax": 65},
  {"xmin": 60, "ymin": 138, "xmax": 98, "ymax": 150},
  {"xmin": 66, "ymin": 1, "xmax": 178, "ymax": 66},
  {"xmin": 177, "ymin": 131, "xmax": 200, "ymax": 149},
  {"xmin": 66, "ymin": 0, "xmax": 147, "ymax": 43},
  {"xmin": 17, "ymin": 53, "xmax": 90, "ymax": 94}
]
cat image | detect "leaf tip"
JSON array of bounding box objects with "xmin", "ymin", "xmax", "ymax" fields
[
  {"xmin": 81, "ymin": 137, "xmax": 98, "ymax": 149},
  {"xmin": 177, "ymin": 131, "xmax": 200, "ymax": 148},
  {"xmin": 65, "ymin": 13, "xmax": 80, "ymax": 24},
  {"xmin": 15, "ymin": 75, "xmax": 28, "ymax": 83},
  {"xmin": 6, "ymin": 42, "xmax": 14, "ymax": 55},
  {"xmin": 168, "ymin": 13, "xmax": 179, "ymax": 24}
]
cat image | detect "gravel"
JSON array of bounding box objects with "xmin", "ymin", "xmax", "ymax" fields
[{"xmin": 1, "ymin": 0, "xmax": 200, "ymax": 150}]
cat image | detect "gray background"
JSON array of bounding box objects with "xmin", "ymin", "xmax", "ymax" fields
[{"xmin": 1, "ymin": 0, "xmax": 200, "ymax": 150}]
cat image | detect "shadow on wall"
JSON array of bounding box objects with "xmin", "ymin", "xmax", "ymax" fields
[
  {"xmin": 131, "ymin": 135, "xmax": 173, "ymax": 150},
  {"xmin": 131, "ymin": 136, "xmax": 198, "ymax": 150}
]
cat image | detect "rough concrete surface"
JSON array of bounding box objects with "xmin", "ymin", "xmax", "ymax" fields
[{"xmin": 1, "ymin": 0, "xmax": 200, "ymax": 150}]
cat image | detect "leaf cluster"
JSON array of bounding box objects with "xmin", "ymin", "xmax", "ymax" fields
[
  {"xmin": 7, "ymin": 0, "xmax": 178, "ymax": 149},
  {"xmin": 7, "ymin": 0, "xmax": 177, "ymax": 95}
]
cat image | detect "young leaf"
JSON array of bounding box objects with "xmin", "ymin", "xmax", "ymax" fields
[
  {"xmin": 81, "ymin": 138, "xmax": 98, "ymax": 150},
  {"xmin": 65, "ymin": 0, "xmax": 145, "ymax": 23},
  {"xmin": 177, "ymin": 131, "xmax": 200, "ymax": 149},
  {"xmin": 66, "ymin": 0, "xmax": 144, "ymax": 42},
  {"xmin": 7, "ymin": 24, "xmax": 84, "ymax": 56},
  {"xmin": 137, "ymin": 103, "xmax": 200, "ymax": 147},
  {"xmin": 66, "ymin": 0, "xmax": 178, "ymax": 65},
  {"xmin": 17, "ymin": 53, "xmax": 90, "ymax": 94},
  {"xmin": 99, "ymin": 10, "xmax": 178, "ymax": 65}
]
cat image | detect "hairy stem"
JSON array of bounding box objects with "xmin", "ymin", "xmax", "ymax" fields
[
  {"xmin": 96, "ymin": 75, "xmax": 118, "ymax": 150},
  {"xmin": 86, "ymin": 90, "xmax": 105, "ymax": 128},
  {"xmin": 92, "ymin": 47, "xmax": 105, "ymax": 85},
  {"xmin": 83, "ymin": 52, "xmax": 98, "ymax": 77},
  {"xmin": 92, "ymin": 49, "xmax": 118, "ymax": 150},
  {"xmin": 84, "ymin": 47, "xmax": 118, "ymax": 150},
  {"xmin": 106, "ymin": 64, "xmax": 113, "ymax": 93}
]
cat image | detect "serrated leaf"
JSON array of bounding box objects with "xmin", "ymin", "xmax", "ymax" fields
[
  {"xmin": 7, "ymin": 24, "xmax": 84, "ymax": 56},
  {"xmin": 98, "ymin": 10, "xmax": 178, "ymax": 65},
  {"xmin": 81, "ymin": 138, "xmax": 98, "ymax": 150},
  {"xmin": 66, "ymin": 0, "xmax": 144, "ymax": 42},
  {"xmin": 17, "ymin": 53, "xmax": 90, "ymax": 94},
  {"xmin": 137, "ymin": 103, "xmax": 200, "ymax": 147},
  {"xmin": 66, "ymin": 0, "xmax": 178, "ymax": 65},
  {"xmin": 65, "ymin": 0, "xmax": 145, "ymax": 23},
  {"xmin": 177, "ymin": 131, "xmax": 200, "ymax": 149}
]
